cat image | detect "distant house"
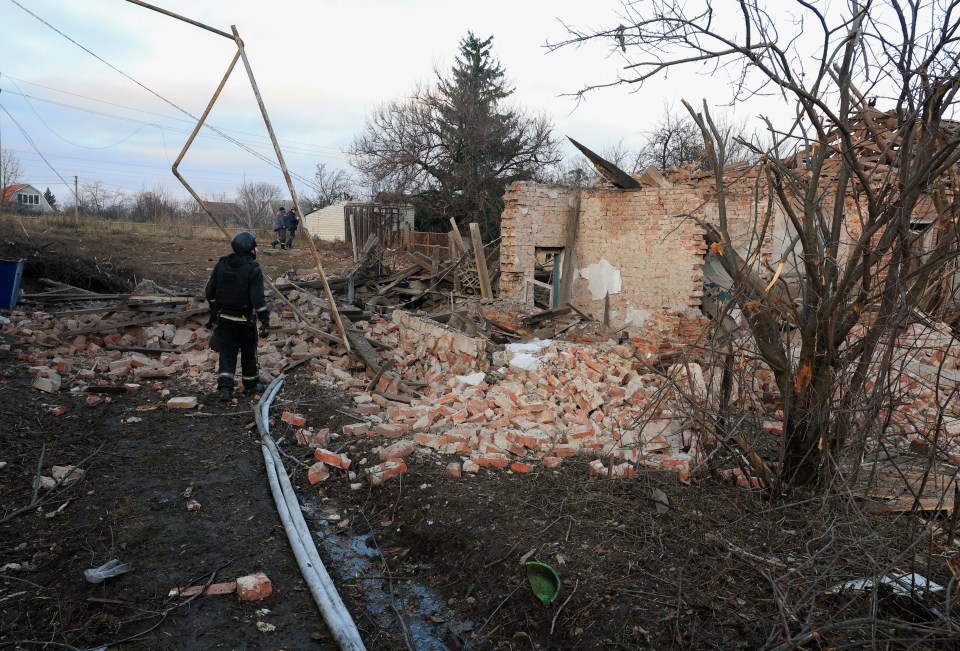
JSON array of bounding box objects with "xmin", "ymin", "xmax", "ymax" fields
[
  {"xmin": 1, "ymin": 183, "xmax": 54, "ymax": 214},
  {"xmin": 205, "ymin": 201, "xmax": 242, "ymax": 224},
  {"xmin": 304, "ymin": 201, "xmax": 415, "ymax": 246}
]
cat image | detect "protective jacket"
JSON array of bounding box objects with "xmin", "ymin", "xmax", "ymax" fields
[
  {"xmin": 273, "ymin": 211, "xmax": 286, "ymax": 230},
  {"xmin": 204, "ymin": 252, "xmax": 269, "ymax": 324}
]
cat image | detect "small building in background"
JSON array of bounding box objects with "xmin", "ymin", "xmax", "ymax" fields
[
  {"xmin": 304, "ymin": 201, "xmax": 415, "ymax": 248},
  {"xmin": 1, "ymin": 183, "xmax": 55, "ymax": 214}
]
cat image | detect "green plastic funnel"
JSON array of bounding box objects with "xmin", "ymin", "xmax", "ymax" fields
[{"xmin": 525, "ymin": 561, "xmax": 561, "ymax": 605}]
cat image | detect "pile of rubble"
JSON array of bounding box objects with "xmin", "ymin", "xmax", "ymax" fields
[{"xmin": 6, "ymin": 270, "xmax": 960, "ymax": 492}]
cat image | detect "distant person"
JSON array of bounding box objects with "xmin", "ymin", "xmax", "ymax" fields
[
  {"xmin": 271, "ymin": 206, "xmax": 288, "ymax": 249},
  {"xmin": 205, "ymin": 231, "xmax": 271, "ymax": 401},
  {"xmin": 286, "ymin": 208, "xmax": 299, "ymax": 249}
]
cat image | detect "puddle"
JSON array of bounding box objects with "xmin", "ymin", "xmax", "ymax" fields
[{"xmin": 314, "ymin": 521, "xmax": 475, "ymax": 649}]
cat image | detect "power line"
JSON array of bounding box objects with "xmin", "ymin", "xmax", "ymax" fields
[
  {"xmin": 0, "ymin": 103, "xmax": 77, "ymax": 201},
  {"xmin": 0, "ymin": 87, "xmax": 344, "ymax": 159},
  {"xmin": 6, "ymin": 0, "xmax": 323, "ymax": 191},
  {"xmin": 1, "ymin": 74, "xmax": 347, "ymax": 155}
]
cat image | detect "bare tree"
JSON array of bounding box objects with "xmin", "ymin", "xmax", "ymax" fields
[
  {"xmin": 81, "ymin": 181, "xmax": 114, "ymax": 216},
  {"xmin": 235, "ymin": 179, "xmax": 280, "ymax": 230},
  {"xmin": 131, "ymin": 186, "xmax": 178, "ymax": 222},
  {"xmin": 0, "ymin": 148, "xmax": 24, "ymax": 193},
  {"xmin": 637, "ymin": 103, "xmax": 753, "ymax": 170},
  {"xmin": 552, "ymin": 1, "xmax": 960, "ymax": 491},
  {"xmin": 352, "ymin": 33, "xmax": 561, "ymax": 237},
  {"xmin": 312, "ymin": 163, "xmax": 355, "ymax": 209}
]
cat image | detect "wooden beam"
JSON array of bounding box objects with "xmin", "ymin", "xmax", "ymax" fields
[
  {"xmin": 469, "ymin": 222, "xmax": 493, "ymax": 299},
  {"xmin": 58, "ymin": 306, "xmax": 209, "ymax": 337},
  {"xmin": 567, "ymin": 136, "xmax": 641, "ymax": 189},
  {"xmin": 559, "ymin": 191, "xmax": 581, "ymax": 304},
  {"xmin": 448, "ymin": 231, "xmax": 462, "ymax": 294}
]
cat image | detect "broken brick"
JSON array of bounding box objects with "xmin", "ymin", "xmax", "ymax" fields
[
  {"xmin": 444, "ymin": 462, "xmax": 462, "ymax": 479},
  {"xmin": 236, "ymin": 572, "xmax": 273, "ymax": 601},
  {"xmin": 314, "ymin": 448, "xmax": 351, "ymax": 470},
  {"xmin": 307, "ymin": 462, "xmax": 330, "ymax": 484},
  {"xmin": 365, "ymin": 460, "xmax": 408, "ymax": 486},
  {"xmin": 342, "ymin": 423, "xmax": 369, "ymax": 437},
  {"xmin": 375, "ymin": 423, "xmax": 409, "ymax": 439},
  {"xmin": 379, "ymin": 439, "xmax": 416, "ymax": 462},
  {"xmin": 510, "ymin": 461, "xmax": 534, "ymax": 473},
  {"xmin": 281, "ymin": 411, "xmax": 307, "ymax": 427}
]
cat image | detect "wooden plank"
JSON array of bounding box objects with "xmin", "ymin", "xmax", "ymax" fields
[
  {"xmin": 104, "ymin": 345, "xmax": 180, "ymax": 355},
  {"xmin": 346, "ymin": 330, "xmax": 382, "ymax": 373},
  {"xmin": 448, "ymin": 231, "xmax": 462, "ymax": 293},
  {"xmin": 366, "ymin": 359, "xmax": 395, "ymax": 391},
  {"xmin": 522, "ymin": 306, "xmax": 572, "ymax": 326},
  {"xmin": 58, "ymin": 306, "xmax": 209, "ymax": 337},
  {"xmin": 559, "ymin": 192, "xmax": 581, "ymax": 304},
  {"xmin": 469, "ymin": 222, "xmax": 493, "ymax": 299},
  {"xmin": 448, "ymin": 218, "xmax": 467, "ymax": 255},
  {"xmin": 377, "ymin": 266, "xmax": 420, "ymax": 295},
  {"xmin": 567, "ymin": 136, "xmax": 642, "ymax": 189}
]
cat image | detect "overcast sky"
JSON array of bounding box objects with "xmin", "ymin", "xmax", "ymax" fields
[{"xmin": 0, "ymin": 0, "xmax": 786, "ymax": 205}]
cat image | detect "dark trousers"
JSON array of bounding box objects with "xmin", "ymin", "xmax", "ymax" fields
[
  {"xmin": 286, "ymin": 229, "xmax": 296, "ymax": 249},
  {"xmin": 216, "ymin": 320, "xmax": 259, "ymax": 390}
]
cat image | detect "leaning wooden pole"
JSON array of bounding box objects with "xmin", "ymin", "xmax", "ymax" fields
[
  {"xmin": 231, "ymin": 26, "xmax": 351, "ymax": 352},
  {"xmin": 127, "ymin": 1, "xmax": 345, "ymax": 346}
]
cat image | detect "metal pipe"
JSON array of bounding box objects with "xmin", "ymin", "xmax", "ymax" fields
[
  {"xmin": 230, "ymin": 25, "xmax": 352, "ymax": 353},
  {"xmin": 124, "ymin": 0, "xmax": 234, "ymax": 40},
  {"xmin": 171, "ymin": 50, "xmax": 242, "ymax": 238},
  {"xmin": 167, "ymin": 46, "xmax": 333, "ymax": 344}
]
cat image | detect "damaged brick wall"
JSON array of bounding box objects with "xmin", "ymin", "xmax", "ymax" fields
[
  {"xmin": 501, "ymin": 181, "xmax": 765, "ymax": 333},
  {"xmin": 499, "ymin": 182, "xmax": 574, "ymax": 303}
]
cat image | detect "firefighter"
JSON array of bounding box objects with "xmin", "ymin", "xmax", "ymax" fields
[{"xmin": 205, "ymin": 231, "xmax": 270, "ymax": 401}]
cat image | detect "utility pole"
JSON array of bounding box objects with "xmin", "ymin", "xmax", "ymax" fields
[{"xmin": 74, "ymin": 176, "xmax": 78, "ymax": 222}]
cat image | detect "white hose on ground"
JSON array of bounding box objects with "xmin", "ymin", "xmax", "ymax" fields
[{"xmin": 255, "ymin": 377, "xmax": 366, "ymax": 651}]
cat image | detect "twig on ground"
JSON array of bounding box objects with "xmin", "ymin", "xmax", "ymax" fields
[
  {"xmin": 31, "ymin": 443, "xmax": 46, "ymax": 504},
  {"xmin": 1, "ymin": 442, "xmax": 105, "ymax": 524},
  {"xmin": 550, "ymin": 578, "xmax": 579, "ymax": 635}
]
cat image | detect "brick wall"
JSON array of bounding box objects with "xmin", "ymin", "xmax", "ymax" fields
[
  {"xmin": 500, "ymin": 182, "xmax": 575, "ymax": 303},
  {"xmin": 501, "ymin": 181, "xmax": 769, "ymax": 331}
]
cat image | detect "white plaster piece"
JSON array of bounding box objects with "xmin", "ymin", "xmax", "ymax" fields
[{"xmin": 575, "ymin": 259, "xmax": 622, "ymax": 300}]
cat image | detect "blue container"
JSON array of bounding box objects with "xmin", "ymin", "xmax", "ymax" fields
[{"xmin": 0, "ymin": 258, "xmax": 26, "ymax": 310}]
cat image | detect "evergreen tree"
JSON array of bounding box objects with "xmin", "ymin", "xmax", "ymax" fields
[
  {"xmin": 43, "ymin": 188, "xmax": 57, "ymax": 211},
  {"xmin": 351, "ymin": 33, "xmax": 558, "ymax": 238}
]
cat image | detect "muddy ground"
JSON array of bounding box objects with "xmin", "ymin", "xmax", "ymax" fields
[{"xmin": 2, "ymin": 222, "xmax": 959, "ymax": 650}]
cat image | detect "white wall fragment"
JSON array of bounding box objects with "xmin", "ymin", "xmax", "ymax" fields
[{"xmin": 575, "ymin": 259, "xmax": 622, "ymax": 300}]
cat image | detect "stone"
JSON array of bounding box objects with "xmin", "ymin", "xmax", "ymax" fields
[
  {"xmin": 444, "ymin": 462, "xmax": 462, "ymax": 479},
  {"xmin": 171, "ymin": 328, "xmax": 194, "ymax": 346},
  {"xmin": 32, "ymin": 376, "xmax": 57, "ymax": 394}
]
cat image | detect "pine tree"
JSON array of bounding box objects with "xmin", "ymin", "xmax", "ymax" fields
[
  {"xmin": 43, "ymin": 188, "xmax": 57, "ymax": 211},
  {"xmin": 351, "ymin": 33, "xmax": 559, "ymax": 238}
]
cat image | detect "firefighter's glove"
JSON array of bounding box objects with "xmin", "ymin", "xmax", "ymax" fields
[{"xmin": 259, "ymin": 324, "xmax": 270, "ymax": 339}]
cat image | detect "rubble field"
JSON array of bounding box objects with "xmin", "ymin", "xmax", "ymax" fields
[{"xmin": 2, "ymin": 225, "xmax": 959, "ymax": 649}]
